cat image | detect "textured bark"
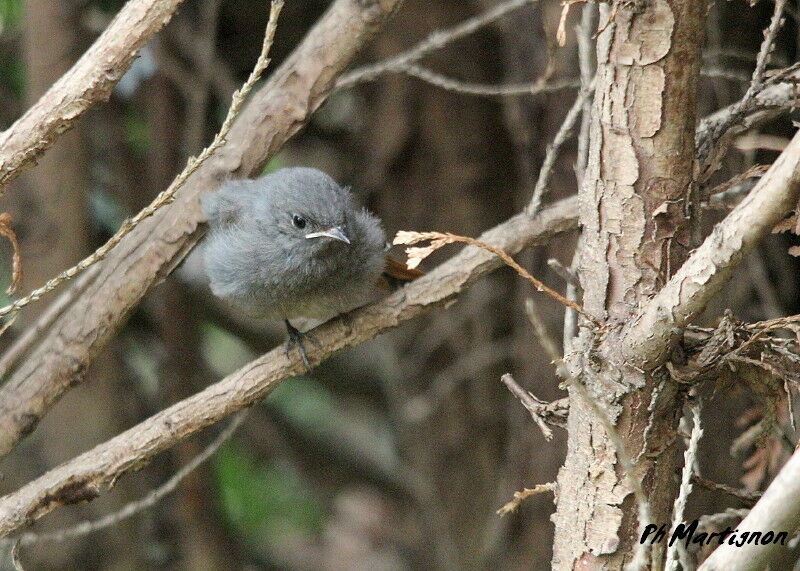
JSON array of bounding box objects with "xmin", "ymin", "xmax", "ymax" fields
[
  {"xmin": 552, "ymin": 2, "xmax": 706, "ymax": 569},
  {"xmin": 0, "ymin": 0, "xmax": 185, "ymax": 194},
  {"xmin": 0, "ymin": 0, "xmax": 405, "ymax": 459}
]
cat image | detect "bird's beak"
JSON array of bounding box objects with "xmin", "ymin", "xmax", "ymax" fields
[{"xmin": 305, "ymin": 226, "xmax": 350, "ymax": 244}]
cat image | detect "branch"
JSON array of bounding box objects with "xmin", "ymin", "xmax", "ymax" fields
[
  {"xmin": 335, "ymin": 0, "xmax": 538, "ymax": 89},
  {"xmin": 0, "ymin": 0, "xmax": 186, "ymax": 194},
  {"xmin": 526, "ymin": 76, "xmax": 595, "ymax": 216},
  {"xmin": 500, "ymin": 373, "xmax": 555, "ymax": 441},
  {"xmin": 621, "ymin": 128, "xmax": 800, "ymax": 370},
  {"xmin": 0, "ymin": 0, "xmax": 407, "ymax": 458},
  {"xmin": 394, "ymin": 64, "xmax": 579, "ymax": 98},
  {"xmin": 1, "ymin": 412, "xmax": 245, "ymax": 547},
  {"xmin": 496, "ymin": 482, "xmax": 555, "ymax": 516},
  {"xmin": 665, "ymin": 401, "xmax": 703, "ymax": 571},
  {"xmin": 0, "ymin": 197, "xmax": 578, "ymax": 538},
  {"xmin": 698, "ymin": 441, "xmax": 800, "ymax": 570},
  {"xmin": 696, "ymin": 63, "xmax": 800, "ymax": 172}
]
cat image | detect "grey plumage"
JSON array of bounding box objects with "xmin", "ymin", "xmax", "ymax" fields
[{"xmin": 201, "ymin": 167, "xmax": 386, "ymax": 324}]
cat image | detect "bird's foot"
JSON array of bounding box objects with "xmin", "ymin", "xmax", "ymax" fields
[{"xmin": 284, "ymin": 319, "xmax": 321, "ymax": 372}]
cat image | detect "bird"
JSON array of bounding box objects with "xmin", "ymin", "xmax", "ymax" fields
[{"xmin": 201, "ymin": 167, "xmax": 418, "ymax": 369}]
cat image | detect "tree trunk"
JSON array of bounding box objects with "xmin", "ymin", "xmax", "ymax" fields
[{"xmin": 552, "ymin": 1, "xmax": 706, "ymax": 568}]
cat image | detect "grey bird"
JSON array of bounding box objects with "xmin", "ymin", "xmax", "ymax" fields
[{"xmin": 201, "ymin": 167, "xmax": 389, "ymax": 369}]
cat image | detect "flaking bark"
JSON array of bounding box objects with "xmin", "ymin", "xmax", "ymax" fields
[{"xmin": 552, "ymin": 2, "xmax": 706, "ymax": 568}]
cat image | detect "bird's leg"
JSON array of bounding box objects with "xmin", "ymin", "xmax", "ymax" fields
[{"xmin": 284, "ymin": 319, "xmax": 321, "ymax": 372}]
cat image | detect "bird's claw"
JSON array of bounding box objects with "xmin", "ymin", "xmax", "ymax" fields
[{"xmin": 284, "ymin": 320, "xmax": 320, "ymax": 372}]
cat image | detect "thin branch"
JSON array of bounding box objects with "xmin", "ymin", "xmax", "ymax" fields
[
  {"xmin": 335, "ymin": 0, "xmax": 539, "ymax": 89},
  {"xmin": 399, "ymin": 64, "xmax": 579, "ymax": 98},
  {"xmin": 665, "ymin": 401, "xmax": 703, "ymax": 571},
  {"xmin": 690, "ymin": 474, "xmax": 762, "ymax": 506},
  {"xmin": 749, "ymin": 0, "xmax": 787, "ymax": 93},
  {"xmin": 524, "ymin": 298, "xmax": 562, "ymax": 364},
  {"xmin": 496, "ymin": 482, "xmax": 556, "ymax": 516},
  {"xmin": 546, "ymin": 258, "xmax": 580, "ymax": 288},
  {"xmin": 0, "ymin": 0, "xmax": 186, "ymax": 194},
  {"xmin": 696, "ymin": 0, "xmax": 789, "ymax": 175},
  {"xmin": 0, "ymin": 0, "xmax": 285, "ymax": 322},
  {"xmin": 0, "ymin": 197, "xmax": 579, "ymax": 537},
  {"xmin": 1, "ymin": 412, "xmax": 245, "ymax": 547},
  {"xmin": 501, "ymin": 373, "xmax": 554, "ymax": 441},
  {"xmin": 575, "ymin": 3, "xmax": 597, "ymax": 186},
  {"xmin": 526, "ymin": 76, "xmax": 596, "ymax": 216},
  {"xmin": 394, "ymin": 231, "xmax": 596, "ymax": 323}
]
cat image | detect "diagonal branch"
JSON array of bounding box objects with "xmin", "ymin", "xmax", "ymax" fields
[
  {"xmin": 0, "ymin": 0, "xmax": 186, "ymax": 194},
  {"xmin": 622, "ymin": 128, "xmax": 800, "ymax": 370},
  {"xmin": 0, "ymin": 0, "xmax": 406, "ymax": 459},
  {"xmin": 698, "ymin": 441, "xmax": 800, "ymax": 570},
  {"xmin": 0, "ymin": 196, "xmax": 578, "ymax": 538}
]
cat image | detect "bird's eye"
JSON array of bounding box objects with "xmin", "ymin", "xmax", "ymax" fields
[{"xmin": 291, "ymin": 214, "xmax": 307, "ymax": 229}]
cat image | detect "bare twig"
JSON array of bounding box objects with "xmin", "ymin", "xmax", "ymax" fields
[
  {"xmin": 0, "ymin": 213, "xmax": 21, "ymax": 294},
  {"xmin": 696, "ymin": 0, "xmax": 788, "ymax": 176},
  {"xmin": 749, "ymin": 0, "xmax": 787, "ymax": 93},
  {"xmin": 665, "ymin": 401, "xmax": 703, "ymax": 571},
  {"xmin": 0, "ymin": 1, "xmax": 284, "ymax": 324},
  {"xmin": 0, "ymin": 0, "xmax": 186, "ymax": 194},
  {"xmin": 690, "ymin": 474, "xmax": 762, "ymax": 506},
  {"xmin": 393, "ymin": 231, "xmax": 595, "ymax": 323},
  {"xmin": 546, "ymin": 258, "xmax": 580, "ymax": 287},
  {"xmin": 501, "ymin": 373, "xmax": 555, "ymax": 441},
  {"xmin": 524, "ymin": 299, "xmax": 562, "ymax": 365},
  {"xmin": 399, "ymin": 64, "xmax": 579, "ymax": 98},
  {"xmin": 10, "ymin": 541, "xmax": 21, "ymax": 571},
  {"xmin": 496, "ymin": 482, "xmax": 556, "ymax": 516},
  {"xmin": 526, "ymin": 77, "xmax": 595, "ymax": 216},
  {"xmin": 1, "ymin": 412, "xmax": 245, "ymax": 548},
  {"xmin": 575, "ymin": 3, "xmax": 597, "ymax": 186},
  {"xmin": 336, "ymin": 0, "xmax": 539, "ymax": 89}
]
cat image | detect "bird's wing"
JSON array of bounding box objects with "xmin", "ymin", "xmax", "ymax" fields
[
  {"xmin": 379, "ymin": 256, "xmax": 425, "ymax": 290},
  {"xmin": 200, "ymin": 180, "xmax": 258, "ymax": 228}
]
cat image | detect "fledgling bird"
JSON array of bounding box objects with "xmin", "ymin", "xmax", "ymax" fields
[{"xmin": 201, "ymin": 167, "xmax": 400, "ymax": 369}]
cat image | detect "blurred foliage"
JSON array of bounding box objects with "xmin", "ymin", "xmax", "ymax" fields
[
  {"xmin": 89, "ymin": 187, "xmax": 128, "ymax": 234},
  {"xmin": 214, "ymin": 442, "xmax": 325, "ymax": 550},
  {"xmin": 202, "ymin": 322, "xmax": 257, "ymax": 376},
  {"xmin": 0, "ymin": 56, "xmax": 24, "ymax": 97},
  {"xmin": 0, "ymin": 0, "xmax": 21, "ymax": 33},
  {"xmin": 124, "ymin": 104, "xmax": 151, "ymax": 157},
  {"xmin": 267, "ymin": 376, "xmax": 336, "ymax": 439},
  {"xmin": 0, "ymin": 0, "xmax": 24, "ymax": 99}
]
